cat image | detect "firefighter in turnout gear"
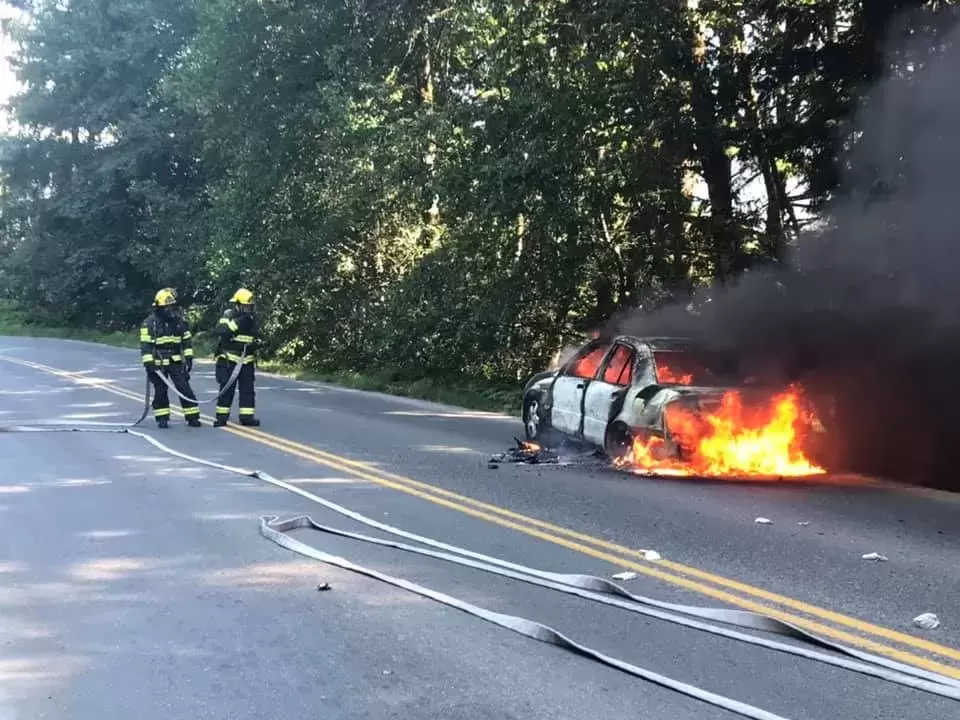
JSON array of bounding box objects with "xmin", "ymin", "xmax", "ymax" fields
[
  {"xmin": 140, "ymin": 288, "xmax": 201, "ymax": 428},
  {"xmin": 213, "ymin": 287, "xmax": 261, "ymax": 427}
]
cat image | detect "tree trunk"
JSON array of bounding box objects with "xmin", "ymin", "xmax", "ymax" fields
[{"xmin": 688, "ymin": 21, "xmax": 743, "ymax": 280}]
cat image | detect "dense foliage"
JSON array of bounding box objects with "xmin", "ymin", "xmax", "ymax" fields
[{"xmin": 0, "ymin": 0, "xmax": 955, "ymax": 387}]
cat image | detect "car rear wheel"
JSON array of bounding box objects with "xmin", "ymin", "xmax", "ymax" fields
[{"xmin": 604, "ymin": 421, "xmax": 634, "ymax": 461}]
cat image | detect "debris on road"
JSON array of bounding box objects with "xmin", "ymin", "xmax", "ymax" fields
[
  {"xmin": 798, "ymin": 521, "xmax": 810, "ymax": 526},
  {"xmin": 861, "ymin": 552, "xmax": 889, "ymax": 562},
  {"xmin": 488, "ymin": 437, "xmax": 606, "ymax": 468},
  {"xmin": 489, "ymin": 438, "xmax": 560, "ymax": 465},
  {"xmin": 913, "ymin": 613, "xmax": 941, "ymax": 630},
  {"xmin": 610, "ymin": 553, "xmax": 660, "ymax": 575},
  {"xmin": 316, "ymin": 582, "xmax": 332, "ymax": 591},
  {"xmin": 754, "ymin": 517, "xmax": 772, "ymax": 525}
]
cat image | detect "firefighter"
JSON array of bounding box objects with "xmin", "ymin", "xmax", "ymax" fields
[
  {"xmin": 213, "ymin": 287, "xmax": 261, "ymax": 427},
  {"xmin": 139, "ymin": 288, "xmax": 202, "ymax": 428}
]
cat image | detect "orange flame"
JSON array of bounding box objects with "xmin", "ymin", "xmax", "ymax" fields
[
  {"xmin": 616, "ymin": 388, "xmax": 826, "ymax": 478},
  {"xmin": 656, "ymin": 365, "xmax": 694, "ymax": 385}
]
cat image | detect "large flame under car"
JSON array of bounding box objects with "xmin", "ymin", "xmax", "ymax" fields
[{"xmin": 614, "ymin": 387, "xmax": 826, "ymax": 478}]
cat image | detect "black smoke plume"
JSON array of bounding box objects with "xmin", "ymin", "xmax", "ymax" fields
[{"xmin": 606, "ymin": 10, "xmax": 960, "ymax": 489}]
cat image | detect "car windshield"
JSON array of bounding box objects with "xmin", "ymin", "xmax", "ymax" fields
[{"xmin": 652, "ymin": 348, "xmax": 751, "ymax": 386}]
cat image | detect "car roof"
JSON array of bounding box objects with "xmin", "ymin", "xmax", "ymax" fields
[{"xmin": 609, "ymin": 335, "xmax": 696, "ymax": 351}]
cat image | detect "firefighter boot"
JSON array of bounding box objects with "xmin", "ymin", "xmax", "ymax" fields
[
  {"xmin": 213, "ymin": 414, "xmax": 229, "ymax": 428},
  {"xmin": 187, "ymin": 417, "xmax": 202, "ymax": 428},
  {"xmin": 157, "ymin": 417, "xmax": 169, "ymax": 429},
  {"xmin": 240, "ymin": 416, "xmax": 261, "ymax": 427}
]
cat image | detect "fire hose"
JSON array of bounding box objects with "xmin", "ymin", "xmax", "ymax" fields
[
  {"xmin": 1, "ymin": 361, "xmax": 959, "ymax": 718},
  {"xmin": 149, "ymin": 345, "xmax": 247, "ymax": 407},
  {"xmin": 2, "ymin": 349, "xmax": 246, "ymax": 431}
]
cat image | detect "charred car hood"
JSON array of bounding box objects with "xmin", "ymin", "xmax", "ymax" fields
[{"xmin": 523, "ymin": 370, "xmax": 559, "ymax": 394}]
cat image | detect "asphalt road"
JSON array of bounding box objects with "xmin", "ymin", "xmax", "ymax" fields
[{"xmin": 0, "ymin": 336, "xmax": 958, "ymax": 720}]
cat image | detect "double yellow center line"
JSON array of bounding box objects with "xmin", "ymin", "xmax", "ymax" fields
[{"xmin": 3, "ymin": 353, "xmax": 959, "ymax": 680}]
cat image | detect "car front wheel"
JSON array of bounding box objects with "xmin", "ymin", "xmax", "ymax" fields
[{"xmin": 523, "ymin": 393, "xmax": 555, "ymax": 445}]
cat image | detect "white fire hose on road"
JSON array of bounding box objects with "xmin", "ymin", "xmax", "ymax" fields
[
  {"xmin": 0, "ymin": 348, "xmax": 248, "ymax": 431},
  {"xmin": 148, "ymin": 345, "xmax": 247, "ymax": 407},
  {"xmin": 1, "ymin": 355, "xmax": 959, "ymax": 720}
]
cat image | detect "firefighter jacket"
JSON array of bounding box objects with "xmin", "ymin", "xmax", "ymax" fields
[
  {"xmin": 215, "ymin": 308, "xmax": 259, "ymax": 364},
  {"xmin": 140, "ymin": 311, "xmax": 194, "ymax": 368}
]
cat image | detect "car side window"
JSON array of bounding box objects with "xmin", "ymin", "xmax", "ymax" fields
[
  {"xmin": 603, "ymin": 345, "xmax": 634, "ymax": 386},
  {"xmin": 569, "ymin": 343, "xmax": 611, "ymax": 379}
]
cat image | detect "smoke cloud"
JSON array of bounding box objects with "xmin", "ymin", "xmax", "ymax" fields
[{"xmin": 606, "ymin": 11, "xmax": 960, "ymax": 489}]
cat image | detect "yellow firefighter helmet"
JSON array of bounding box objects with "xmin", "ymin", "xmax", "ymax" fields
[
  {"xmin": 230, "ymin": 287, "xmax": 255, "ymax": 305},
  {"xmin": 154, "ymin": 288, "xmax": 177, "ymax": 307}
]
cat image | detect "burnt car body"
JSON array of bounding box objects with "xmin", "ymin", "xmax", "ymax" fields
[{"xmin": 521, "ymin": 335, "xmax": 830, "ymax": 463}]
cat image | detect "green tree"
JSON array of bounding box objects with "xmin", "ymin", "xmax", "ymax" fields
[
  {"xmin": 1, "ymin": 0, "xmax": 954, "ymax": 387},
  {"xmin": 0, "ymin": 0, "xmax": 202, "ymax": 327}
]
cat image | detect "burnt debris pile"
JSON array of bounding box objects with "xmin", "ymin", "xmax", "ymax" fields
[
  {"xmin": 488, "ymin": 438, "xmax": 606, "ymax": 469},
  {"xmin": 489, "ymin": 438, "xmax": 561, "ymax": 467}
]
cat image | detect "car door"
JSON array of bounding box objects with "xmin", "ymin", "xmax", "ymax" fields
[
  {"xmin": 582, "ymin": 342, "xmax": 636, "ymax": 445},
  {"xmin": 550, "ymin": 341, "xmax": 613, "ymax": 437}
]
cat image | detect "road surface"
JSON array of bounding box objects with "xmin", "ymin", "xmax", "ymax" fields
[{"xmin": 0, "ymin": 336, "xmax": 957, "ymax": 720}]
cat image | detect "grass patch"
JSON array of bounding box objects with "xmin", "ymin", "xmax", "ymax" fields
[
  {"xmin": 0, "ymin": 299, "xmax": 138, "ymax": 348},
  {"xmin": 0, "ymin": 299, "xmax": 523, "ymax": 416},
  {"xmin": 258, "ymin": 361, "xmax": 522, "ymax": 415}
]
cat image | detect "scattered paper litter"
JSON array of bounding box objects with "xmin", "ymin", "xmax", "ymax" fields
[
  {"xmin": 643, "ymin": 550, "xmax": 662, "ymax": 561},
  {"xmin": 612, "ymin": 571, "xmax": 637, "ymax": 581},
  {"xmin": 797, "ymin": 521, "xmax": 810, "ymax": 526},
  {"xmin": 754, "ymin": 517, "xmax": 772, "ymax": 525},
  {"xmin": 913, "ymin": 613, "xmax": 941, "ymax": 630},
  {"xmin": 861, "ymin": 552, "xmax": 888, "ymax": 562}
]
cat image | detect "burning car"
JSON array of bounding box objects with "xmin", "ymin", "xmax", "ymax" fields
[{"xmin": 521, "ymin": 335, "xmax": 830, "ymax": 478}]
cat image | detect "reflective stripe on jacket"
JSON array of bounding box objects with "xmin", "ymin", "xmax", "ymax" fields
[
  {"xmin": 140, "ymin": 312, "xmax": 194, "ymax": 366},
  {"xmin": 215, "ymin": 308, "xmax": 258, "ymax": 364}
]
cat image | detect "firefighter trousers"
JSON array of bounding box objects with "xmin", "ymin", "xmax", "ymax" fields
[
  {"xmin": 148, "ymin": 364, "xmax": 200, "ymax": 421},
  {"xmin": 215, "ymin": 361, "xmax": 256, "ymax": 423}
]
